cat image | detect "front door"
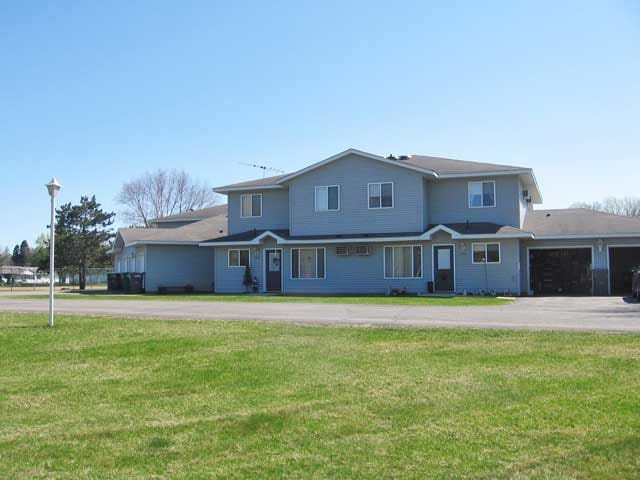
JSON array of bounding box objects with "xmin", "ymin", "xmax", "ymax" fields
[
  {"xmin": 434, "ymin": 245, "xmax": 455, "ymax": 292},
  {"xmin": 265, "ymin": 249, "xmax": 282, "ymax": 292}
]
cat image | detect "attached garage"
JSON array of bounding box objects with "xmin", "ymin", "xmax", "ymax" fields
[
  {"xmin": 608, "ymin": 246, "xmax": 640, "ymax": 295},
  {"xmin": 529, "ymin": 248, "xmax": 593, "ymax": 296}
]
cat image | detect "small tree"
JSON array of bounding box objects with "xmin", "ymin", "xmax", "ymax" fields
[{"xmin": 242, "ymin": 265, "xmax": 254, "ymax": 292}]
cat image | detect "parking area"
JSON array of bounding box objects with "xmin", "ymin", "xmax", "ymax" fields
[{"xmin": 0, "ymin": 295, "xmax": 639, "ymax": 332}]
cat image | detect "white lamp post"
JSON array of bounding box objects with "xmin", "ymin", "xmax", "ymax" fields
[{"xmin": 45, "ymin": 178, "xmax": 62, "ymax": 327}]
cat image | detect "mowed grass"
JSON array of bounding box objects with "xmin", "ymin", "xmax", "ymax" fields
[
  {"xmin": 5, "ymin": 292, "xmax": 512, "ymax": 306},
  {"xmin": 1, "ymin": 314, "xmax": 639, "ymax": 479}
]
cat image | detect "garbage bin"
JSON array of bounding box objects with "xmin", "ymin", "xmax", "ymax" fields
[{"xmin": 427, "ymin": 281, "xmax": 434, "ymax": 294}]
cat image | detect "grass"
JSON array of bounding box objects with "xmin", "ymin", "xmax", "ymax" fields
[
  {"xmin": 3, "ymin": 292, "xmax": 512, "ymax": 306},
  {"xmin": 1, "ymin": 313, "xmax": 639, "ymax": 479}
]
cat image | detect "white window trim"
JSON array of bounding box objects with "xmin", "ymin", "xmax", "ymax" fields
[
  {"xmin": 314, "ymin": 185, "xmax": 341, "ymax": 212},
  {"xmin": 290, "ymin": 247, "xmax": 326, "ymax": 280},
  {"xmin": 468, "ymin": 181, "xmax": 496, "ymax": 209},
  {"xmin": 228, "ymin": 248, "xmax": 251, "ymax": 268},
  {"xmin": 240, "ymin": 193, "xmax": 263, "ymax": 218},
  {"xmin": 383, "ymin": 245, "xmax": 423, "ymax": 279},
  {"xmin": 471, "ymin": 242, "xmax": 502, "ymax": 264},
  {"xmin": 368, "ymin": 182, "xmax": 394, "ymax": 209}
]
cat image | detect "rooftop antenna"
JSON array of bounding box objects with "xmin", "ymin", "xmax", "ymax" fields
[{"xmin": 238, "ymin": 162, "xmax": 285, "ymax": 178}]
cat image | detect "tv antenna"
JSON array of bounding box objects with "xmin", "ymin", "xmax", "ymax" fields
[{"xmin": 239, "ymin": 162, "xmax": 285, "ymax": 178}]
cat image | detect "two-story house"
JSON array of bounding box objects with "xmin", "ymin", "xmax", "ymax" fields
[{"xmin": 112, "ymin": 149, "xmax": 640, "ymax": 296}]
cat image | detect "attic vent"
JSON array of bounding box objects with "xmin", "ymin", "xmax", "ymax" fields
[{"xmin": 335, "ymin": 245, "xmax": 349, "ymax": 256}]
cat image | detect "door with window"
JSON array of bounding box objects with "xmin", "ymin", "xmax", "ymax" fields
[
  {"xmin": 434, "ymin": 245, "xmax": 455, "ymax": 292},
  {"xmin": 265, "ymin": 249, "xmax": 282, "ymax": 292}
]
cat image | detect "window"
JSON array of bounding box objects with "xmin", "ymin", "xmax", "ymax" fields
[
  {"xmin": 384, "ymin": 246, "xmax": 422, "ymax": 278},
  {"xmin": 291, "ymin": 248, "xmax": 325, "ymax": 279},
  {"xmin": 315, "ymin": 185, "xmax": 340, "ymax": 211},
  {"xmin": 468, "ymin": 181, "xmax": 496, "ymax": 208},
  {"xmin": 228, "ymin": 249, "xmax": 250, "ymax": 267},
  {"xmin": 240, "ymin": 194, "xmax": 262, "ymax": 217},
  {"xmin": 368, "ymin": 182, "xmax": 393, "ymax": 208},
  {"xmin": 472, "ymin": 243, "xmax": 501, "ymax": 264}
]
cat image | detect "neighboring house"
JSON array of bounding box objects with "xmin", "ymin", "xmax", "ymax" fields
[{"xmin": 111, "ymin": 149, "xmax": 640, "ymax": 296}]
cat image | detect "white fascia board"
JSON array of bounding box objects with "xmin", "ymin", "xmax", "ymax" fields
[
  {"xmin": 151, "ymin": 218, "xmax": 205, "ymax": 224},
  {"xmin": 199, "ymin": 230, "xmax": 533, "ymax": 247},
  {"xmin": 212, "ymin": 185, "xmax": 285, "ymax": 194},
  {"xmin": 534, "ymin": 233, "xmax": 640, "ymax": 240},
  {"xmin": 125, "ymin": 241, "xmax": 201, "ymax": 247},
  {"xmin": 276, "ymin": 148, "xmax": 438, "ymax": 185}
]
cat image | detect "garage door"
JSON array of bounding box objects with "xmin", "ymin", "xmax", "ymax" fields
[
  {"xmin": 529, "ymin": 248, "xmax": 592, "ymax": 295},
  {"xmin": 609, "ymin": 247, "xmax": 640, "ymax": 295}
]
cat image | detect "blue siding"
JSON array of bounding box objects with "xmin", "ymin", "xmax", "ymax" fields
[
  {"xmin": 427, "ymin": 175, "xmax": 521, "ymax": 227},
  {"xmin": 145, "ymin": 245, "xmax": 214, "ymax": 292},
  {"xmin": 227, "ymin": 189, "xmax": 289, "ymax": 235},
  {"xmin": 288, "ymin": 153, "xmax": 426, "ymax": 236},
  {"xmin": 212, "ymin": 234, "xmax": 521, "ymax": 295}
]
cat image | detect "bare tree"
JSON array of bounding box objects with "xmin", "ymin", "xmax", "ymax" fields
[
  {"xmin": 571, "ymin": 196, "xmax": 640, "ymax": 217},
  {"xmin": 117, "ymin": 169, "xmax": 219, "ymax": 227}
]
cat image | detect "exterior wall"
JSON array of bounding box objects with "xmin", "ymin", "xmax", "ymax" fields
[
  {"xmin": 427, "ymin": 175, "xmax": 521, "ymax": 227},
  {"xmin": 212, "ymin": 234, "xmax": 521, "ymax": 295},
  {"xmin": 288, "ymin": 153, "xmax": 427, "ymax": 236},
  {"xmin": 150, "ymin": 221, "xmax": 198, "ymax": 229},
  {"xmin": 113, "ymin": 246, "xmax": 145, "ymax": 273},
  {"xmin": 519, "ymin": 236, "xmax": 640, "ymax": 295},
  {"xmin": 227, "ymin": 189, "xmax": 289, "ymax": 235},
  {"xmin": 145, "ymin": 245, "xmax": 214, "ymax": 292}
]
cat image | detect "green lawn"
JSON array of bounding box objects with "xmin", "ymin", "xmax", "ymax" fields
[
  {"xmin": 5, "ymin": 292, "xmax": 512, "ymax": 306},
  {"xmin": 1, "ymin": 313, "xmax": 639, "ymax": 479}
]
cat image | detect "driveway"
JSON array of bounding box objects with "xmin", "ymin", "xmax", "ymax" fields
[{"xmin": 0, "ymin": 296, "xmax": 639, "ymax": 332}]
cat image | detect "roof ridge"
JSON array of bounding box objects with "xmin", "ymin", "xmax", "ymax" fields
[{"xmin": 404, "ymin": 154, "xmax": 527, "ymax": 170}]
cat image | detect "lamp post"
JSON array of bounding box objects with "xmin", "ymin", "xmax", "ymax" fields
[{"xmin": 45, "ymin": 178, "xmax": 62, "ymax": 327}]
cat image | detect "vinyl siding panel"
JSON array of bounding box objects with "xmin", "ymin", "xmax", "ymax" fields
[
  {"xmin": 288, "ymin": 153, "xmax": 426, "ymax": 236},
  {"xmin": 145, "ymin": 245, "xmax": 214, "ymax": 292},
  {"xmin": 427, "ymin": 175, "xmax": 521, "ymax": 227},
  {"xmin": 227, "ymin": 189, "xmax": 289, "ymax": 235}
]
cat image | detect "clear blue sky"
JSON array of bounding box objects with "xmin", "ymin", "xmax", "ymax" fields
[{"xmin": 1, "ymin": 1, "xmax": 638, "ymax": 250}]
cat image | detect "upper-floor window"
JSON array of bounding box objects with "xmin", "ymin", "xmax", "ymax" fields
[
  {"xmin": 468, "ymin": 181, "xmax": 495, "ymax": 208},
  {"xmin": 472, "ymin": 242, "xmax": 500, "ymax": 264},
  {"xmin": 241, "ymin": 194, "xmax": 262, "ymax": 218},
  {"xmin": 368, "ymin": 182, "xmax": 393, "ymax": 209},
  {"xmin": 228, "ymin": 248, "xmax": 250, "ymax": 267},
  {"xmin": 315, "ymin": 185, "xmax": 340, "ymax": 211}
]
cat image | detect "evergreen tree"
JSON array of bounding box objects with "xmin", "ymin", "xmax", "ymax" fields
[
  {"xmin": 55, "ymin": 196, "xmax": 115, "ymax": 290},
  {"xmin": 12, "ymin": 245, "xmax": 21, "ymax": 266},
  {"xmin": 19, "ymin": 240, "xmax": 31, "ymax": 266}
]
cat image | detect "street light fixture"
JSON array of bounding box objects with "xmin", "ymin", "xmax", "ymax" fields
[{"xmin": 45, "ymin": 178, "xmax": 62, "ymax": 327}]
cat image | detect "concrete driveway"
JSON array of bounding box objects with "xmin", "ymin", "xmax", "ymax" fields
[{"xmin": 0, "ymin": 295, "xmax": 639, "ymax": 332}]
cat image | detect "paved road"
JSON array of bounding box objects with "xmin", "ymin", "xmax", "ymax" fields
[{"xmin": 1, "ymin": 296, "xmax": 639, "ymax": 332}]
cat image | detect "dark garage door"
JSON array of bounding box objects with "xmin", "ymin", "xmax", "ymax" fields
[
  {"xmin": 609, "ymin": 247, "xmax": 640, "ymax": 295},
  {"xmin": 529, "ymin": 248, "xmax": 592, "ymax": 295}
]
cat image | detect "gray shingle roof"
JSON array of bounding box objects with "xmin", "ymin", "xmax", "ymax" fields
[
  {"xmin": 149, "ymin": 204, "xmax": 228, "ymax": 223},
  {"xmin": 213, "ymin": 150, "xmax": 530, "ymax": 192},
  {"xmin": 117, "ymin": 212, "xmax": 228, "ymax": 247},
  {"xmin": 524, "ymin": 209, "xmax": 640, "ymax": 237},
  {"xmin": 400, "ymin": 155, "xmax": 527, "ymax": 175}
]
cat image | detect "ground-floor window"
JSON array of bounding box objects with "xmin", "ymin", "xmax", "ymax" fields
[
  {"xmin": 384, "ymin": 245, "xmax": 422, "ymax": 278},
  {"xmin": 228, "ymin": 249, "xmax": 250, "ymax": 267},
  {"xmin": 472, "ymin": 243, "xmax": 501, "ymax": 264},
  {"xmin": 291, "ymin": 248, "xmax": 325, "ymax": 279}
]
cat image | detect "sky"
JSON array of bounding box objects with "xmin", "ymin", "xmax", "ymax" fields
[{"xmin": 1, "ymin": 1, "xmax": 639, "ymax": 250}]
